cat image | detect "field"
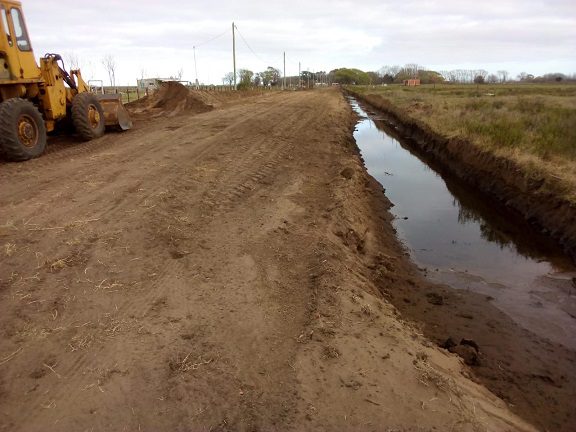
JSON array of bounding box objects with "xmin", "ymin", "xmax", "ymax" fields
[
  {"xmin": 352, "ymin": 83, "xmax": 576, "ymax": 201},
  {"xmin": 0, "ymin": 85, "xmax": 561, "ymax": 431}
]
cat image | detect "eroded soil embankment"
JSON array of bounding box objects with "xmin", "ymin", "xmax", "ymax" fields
[
  {"xmin": 344, "ymin": 90, "xmax": 576, "ymax": 430},
  {"xmin": 346, "ymin": 89, "xmax": 576, "ymax": 263}
]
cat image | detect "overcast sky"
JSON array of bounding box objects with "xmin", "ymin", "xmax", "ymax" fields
[{"xmin": 21, "ymin": 0, "xmax": 576, "ymax": 85}]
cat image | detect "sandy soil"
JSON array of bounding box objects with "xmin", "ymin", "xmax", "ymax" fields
[{"xmin": 0, "ymin": 87, "xmax": 535, "ymax": 431}]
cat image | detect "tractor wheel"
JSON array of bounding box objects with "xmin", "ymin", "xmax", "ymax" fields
[
  {"xmin": 0, "ymin": 98, "xmax": 47, "ymax": 161},
  {"xmin": 71, "ymin": 93, "xmax": 105, "ymax": 141}
]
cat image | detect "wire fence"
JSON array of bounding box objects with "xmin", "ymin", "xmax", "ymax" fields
[{"xmin": 100, "ymin": 83, "xmax": 288, "ymax": 105}]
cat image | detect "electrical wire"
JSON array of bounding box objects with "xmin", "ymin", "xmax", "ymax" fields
[
  {"xmin": 234, "ymin": 24, "xmax": 272, "ymax": 67},
  {"xmin": 194, "ymin": 27, "xmax": 231, "ymax": 48}
]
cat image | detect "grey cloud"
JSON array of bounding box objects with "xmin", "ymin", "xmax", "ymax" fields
[{"xmin": 20, "ymin": 0, "xmax": 576, "ymax": 84}]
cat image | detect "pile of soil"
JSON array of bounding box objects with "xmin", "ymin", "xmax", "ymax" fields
[
  {"xmin": 127, "ymin": 81, "xmax": 213, "ymax": 118},
  {"xmin": 190, "ymin": 88, "xmax": 266, "ymax": 109}
]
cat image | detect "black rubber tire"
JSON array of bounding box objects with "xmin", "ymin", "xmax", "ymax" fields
[
  {"xmin": 0, "ymin": 98, "xmax": 47, "ymax": 161},
  {"xmin": 71, "ymin": 93, "xmax": 105, "ymax": 141}
]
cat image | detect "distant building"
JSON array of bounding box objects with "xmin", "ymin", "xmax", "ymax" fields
[
  {"xmin": 403, "ymin": 79, "xmax": 421, "ymax": 86},
  {"xmin": 137, "ymin": 78, "xmax": 192, "ymax": 93},
  {"xmin": 137, "ymin": 78, "xmax": 163, "ymax": 92}
]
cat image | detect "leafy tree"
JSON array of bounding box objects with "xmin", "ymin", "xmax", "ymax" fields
[
  {"xmin": 329, "ymin": 68, "xmax": 370, "ymax": 85},
  {"xmin": 237, "ymin": 69, "xmax": 254, "ymax": 89},
  {"xmin": 366, "ymin": 71, "xmax": 382, "ymax": 85},
  {"xmin": 381, "ymin": 73, "xmax": 394, "ymax": 84},
  {"xmin": 258, "ymin": 67, "xmax": 281, "ymax": 86},
  {"xmin": 419, "ymin": 70, "xmax": 444, "ymax": 84}
]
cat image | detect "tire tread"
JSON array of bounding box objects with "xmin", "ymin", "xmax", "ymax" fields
[{"xmin": 0, "ymin": 98, "xmax": 47, "ymax": 161}]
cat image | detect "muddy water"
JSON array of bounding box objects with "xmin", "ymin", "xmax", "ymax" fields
[{"xmin": 349, "ymin": 97, "xmax": 576, "ymax": 349}]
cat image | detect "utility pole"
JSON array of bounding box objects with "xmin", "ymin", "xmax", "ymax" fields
[
  {"xmin": 298, "ymin": 62, "xmax": 301, "ymax": 88},
  {"xmin": 193, "ymin": 46, "xmax": 198, "ymax": 89},
  {"xmin": 232, "ymin": 22, "xmax": 237, "ymax": 90},
  {"xmin": 283, "ymin": 52, "xmax": 286, "ymax": 90}
]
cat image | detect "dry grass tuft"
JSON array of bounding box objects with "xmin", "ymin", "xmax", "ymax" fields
[
  {"xmin": 4, "ymin": 242, "xmax": 16, "ymax": 257},
  {"xmin": 168, "ymin": 352, "xmax": 213, "ymax": 374},
  {"xmin": 322, "ymin": 345, "xmax": 341, "ymax": 359}
]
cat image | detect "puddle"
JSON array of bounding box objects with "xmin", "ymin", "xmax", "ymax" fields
[{"xmin": 349, "ymin": 97, "xmax": 576, "ymax": 349}]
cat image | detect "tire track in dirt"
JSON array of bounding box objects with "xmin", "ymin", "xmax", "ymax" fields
[
  {"xmin": 4, "ymin": 92, "xmax": 324, "ymax": 430},
  {"xmin": 112, "ymin": 95, "xmax": 315, "ymax": 320}
]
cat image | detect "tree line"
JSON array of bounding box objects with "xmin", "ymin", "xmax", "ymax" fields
[
  {"xmin": 222, "ymin": 67, "xmax": 283, "ymax": 89},
  {"xmin": 375, "ymin": 65, "xmax": 576, "ymax": 84},
  {"xmin": 223, "ymin": 64, "xmax": 576, "ymax": 88}
]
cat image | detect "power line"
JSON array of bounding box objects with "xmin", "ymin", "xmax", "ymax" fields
[
  {"xmin": 234, "ymin": 24, "xmax": 270, "ymax": 66},
  {"xmin": 194, "ymin": 27, "xmax": 231, "ymax": 48},
  {"xmin": 192, "ymin": 27, "xmax": 230, "ymax": 86}
]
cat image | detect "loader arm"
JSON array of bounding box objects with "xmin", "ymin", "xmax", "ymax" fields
[{"xmin": 70, "ymin": 69, "xmax": 89, "ymax": 93}]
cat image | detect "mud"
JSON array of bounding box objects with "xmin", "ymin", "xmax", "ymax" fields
[{"xmin": 346, "ymin": 90, "xmax": 576, "ymax": 263}]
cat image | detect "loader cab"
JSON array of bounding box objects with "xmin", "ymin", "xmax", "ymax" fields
[{"xmin": 0, "ymin": 0, "xmax": 40, "ymax": 82}]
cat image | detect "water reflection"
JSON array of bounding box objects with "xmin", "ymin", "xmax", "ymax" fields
[
  {"xmin": 366, "ymin": 109, "xmax": 571, "ymax": 270},
  {"xmin": 349, "ymin": 97, "xmax": 576, "ymax": 348}
]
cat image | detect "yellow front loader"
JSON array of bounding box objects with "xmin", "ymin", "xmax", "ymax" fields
[{"xmin": 0, "ymin": 0, "xmax": 132, "ymax": 161}]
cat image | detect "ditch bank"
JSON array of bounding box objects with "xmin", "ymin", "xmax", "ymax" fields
[
  {"xmin": 342, "ymin": 91, "xmax": 576, "ymax": 431},
  {"xmin": 345, "ymin": 89, "xmax": 576, "ymax": 263}
]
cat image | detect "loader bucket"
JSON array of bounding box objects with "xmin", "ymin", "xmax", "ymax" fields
[{"xmin": 95, "ymin": 94, "xmax": 133, "ymax": 131}]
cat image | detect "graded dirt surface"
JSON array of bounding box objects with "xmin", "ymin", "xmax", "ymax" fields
[{"xmin": 1, "ymin": 88, "xmax": 536, "ymax": 431}]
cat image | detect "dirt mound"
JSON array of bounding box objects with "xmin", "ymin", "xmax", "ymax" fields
[
  {"xmin": 127, "ymin": 81, "xmax": 213, "ymax": 118},
  {"xmin": 190, "ymin": 88, "xmax": 265, "ymax": 108}
]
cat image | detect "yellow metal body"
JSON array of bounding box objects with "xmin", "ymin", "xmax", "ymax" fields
[{"xmin": 0, "ymin": 1, "xmax": 101, "ymax": 132}]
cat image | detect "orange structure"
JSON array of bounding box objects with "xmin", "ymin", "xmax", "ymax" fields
[{"xmin": 403, "ymin": 79, "xmax": 421, "ymax": 86}]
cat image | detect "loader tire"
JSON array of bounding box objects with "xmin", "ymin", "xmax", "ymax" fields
[
  {"xmin": 71, "ymin": 93, "xmax": 105, "ymax": 141},
  {"xmin": 0, "ymin": 98, "xmax": 47, "ymax": 161}
]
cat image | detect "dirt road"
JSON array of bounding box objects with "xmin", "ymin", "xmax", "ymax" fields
[{"xmin": 0, "ymin": 89, "xmax": 534, "ymax": 431}]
